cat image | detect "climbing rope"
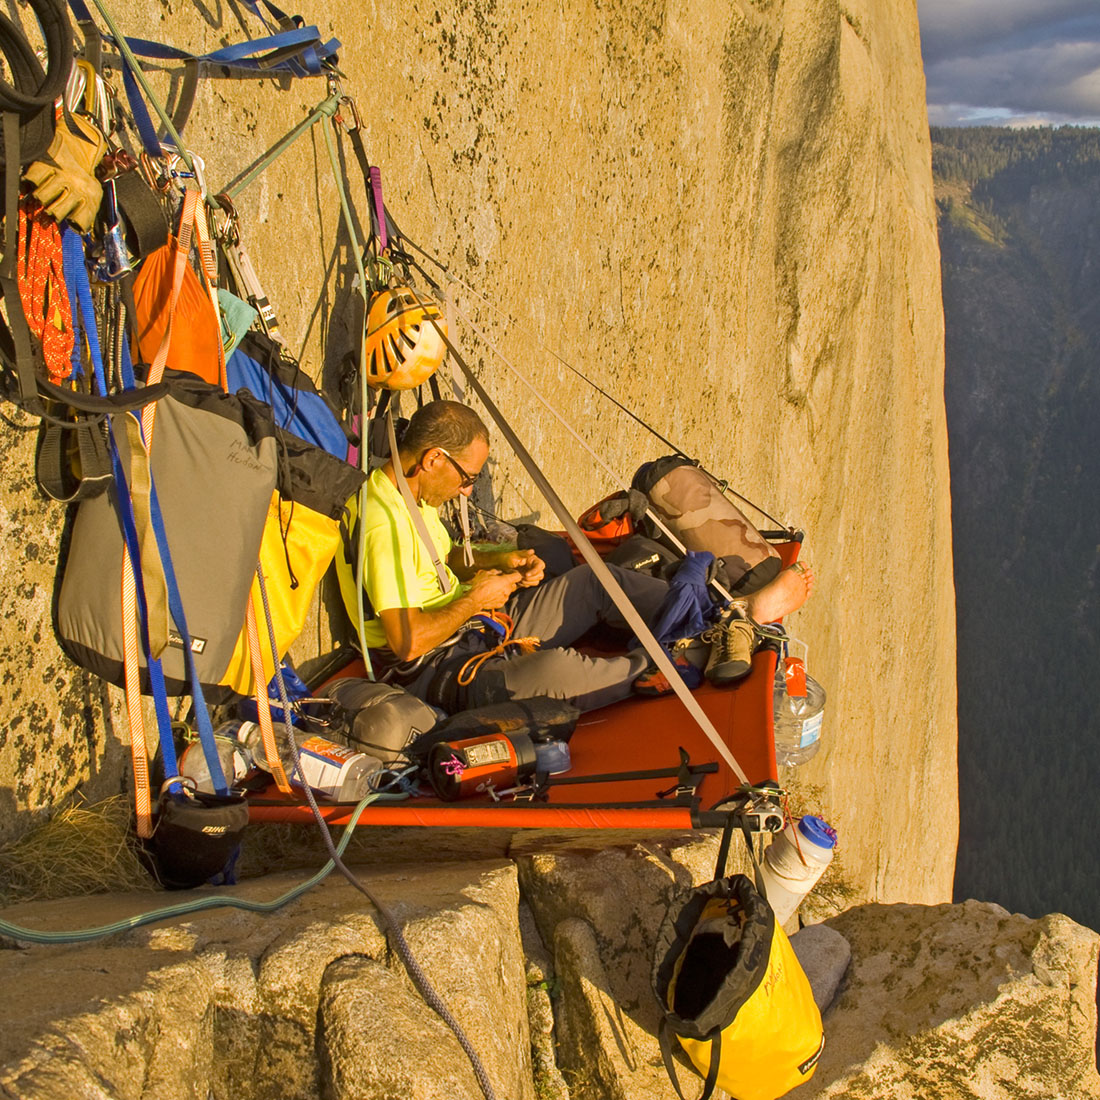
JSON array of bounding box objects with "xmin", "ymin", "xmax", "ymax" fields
[
  {"xmin": 456, "ymin": 611, "xmax": 540, "ymax": 687},
  {"xmin": 255, "ymin": 570, "xmax": 500, "ymax": 1100},
  {"xmin": 16, "ymin": 196, "xmax": 74, "ymax": 383}
]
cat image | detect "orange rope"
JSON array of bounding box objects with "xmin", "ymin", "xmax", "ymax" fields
[
  {"xmin": 456, "ymin": 611, "xmax": 540, "ymax": 686},
  {"xmin": 16, "ymin": 195, "xmax": 74, "ymax": 384}
]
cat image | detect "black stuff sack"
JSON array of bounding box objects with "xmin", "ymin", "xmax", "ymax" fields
[
  {"xmin": 325, "ymin": 677, "xmax": 439, "ymax": 761},
  {"xmin": 150, "ymin": 789, "xmax": 249, "ymax": 889}
]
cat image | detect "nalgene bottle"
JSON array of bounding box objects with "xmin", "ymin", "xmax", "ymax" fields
[
  {"xmin": 759, "ymin": 815, "xmax": 837, "ymax": 925},
  {"xmin": 179, "ymin": 721, "xmax": 252, "ymax": 794}
]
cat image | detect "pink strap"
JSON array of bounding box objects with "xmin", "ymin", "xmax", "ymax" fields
[{"xmin": 370, "ymin": 166, "xmax": 387, "ymax": 252}]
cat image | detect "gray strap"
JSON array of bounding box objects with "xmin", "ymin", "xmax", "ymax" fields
[{"xmin": 385, "ymin": 406, "xmax": 453, "ymax": 596}]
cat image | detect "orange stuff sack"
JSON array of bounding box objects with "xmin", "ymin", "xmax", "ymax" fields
[
  {"xmin": 131, "ymin": 239, "xmax": 223, "ymax": 387},
  {"xmin": 564, "ymin": 489, "xmax": 649, "ymax": 560}
]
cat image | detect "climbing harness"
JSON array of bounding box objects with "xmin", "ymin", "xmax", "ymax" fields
[{"xmin": 456, "ymin": 612, "xmax": 540, "ymax": 686}]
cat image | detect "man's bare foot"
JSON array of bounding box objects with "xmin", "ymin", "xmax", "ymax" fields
[{"xmin": 743, "ymin": 562, "xmax": 815, "ymax": 622}]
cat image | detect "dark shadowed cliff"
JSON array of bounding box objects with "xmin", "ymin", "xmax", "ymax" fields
[{"xmin": 935, "ymin": 125, "xmax": 1100, "ymax": 932}]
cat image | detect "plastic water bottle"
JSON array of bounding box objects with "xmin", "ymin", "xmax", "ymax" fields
[
  {"xmin": 533, "ymin": 738, "xmax": 572, "ymax": 775},
  {"xmin": 759, "ymin": 815, "xmax": 837, "ymax": 925},
  {"xmin": 240, "ymin": 721, "xmax": 381, "ymax": 802},
  {"xmin": 178, "ymin": 722, "xmax": 253, "ymax": 794},
  {"xmin": 773, "ymin": 657, "xmax": 825, "ymax": 767}
]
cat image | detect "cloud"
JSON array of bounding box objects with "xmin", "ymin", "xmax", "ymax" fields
[
  {"xmin": 919, "ymin": 1, "xmax": 1100, "ymax": 62},
  {"xmin": 919, "ymin": 1, "xmax": 1100, "ymax": 125}
]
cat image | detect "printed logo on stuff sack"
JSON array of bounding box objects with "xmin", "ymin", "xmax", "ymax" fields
[{"xmin": 168, "ymin": 632, "xmax": 207, "ymax": 654}]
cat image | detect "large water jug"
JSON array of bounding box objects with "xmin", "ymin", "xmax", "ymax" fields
[{"xmin": 773, "ymin": 656, "xmax": 825, "ymax": 767}]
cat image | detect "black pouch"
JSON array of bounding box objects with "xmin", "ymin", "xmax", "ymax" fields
[
  {"xmin": 150, "ymin": 789, "xmax": 249, "ymax": 889},
  {"xmin": 606, "ymin": 534, "xmax": 679, "ymax": 577}
]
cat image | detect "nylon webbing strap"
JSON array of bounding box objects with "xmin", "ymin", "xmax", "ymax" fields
[
  {"xmin": 0, "ymin": 113, "xmax": 43, "ymax": 414},
  {"xmin": 425, "ymin": 317, "xmax": 751, "ymax": 786},
  {"xmin": 319, "ymin": 111, "xmax": 374, "ymax": 679},
  {"xmin": 61, "ymin": 223, "xmax": 161, "ymax": 835},
  {"xmin": 245, "ymin": 591, "xmax": 292, "ymax": 792},
  {"xmin": 119, "ymin": 185, "xmax": 191, "ymax": 803},
  {"xmin": 222, "ymin": 236, "xmax": 282, "ymax": 344},
  {"xmin": 119, "ymin": 543, "xmax": 153, "ymax": 836},
  {"xmin": 122, "ymin": 413, "xmax": 170, "ymax": 657},
  {"xmin": 115, "ymin": 185, "xmax": 230, "ymax": 798},
  {"xmin": 386, "ymin": 406, "xmax": 452, "ymax": 595},
  {"xmin": 143, "ymin": 187, "xmax": 197, "ymax": 427},
  {"xmin": 192, "ymin": 198, "xmax": 226, "ymax": 389},
  {"xmin": 369, "ymin": 165, "xmax": 386, "ymax": 252},
  {"xmin": 658, "ymin": 1018, "xmax": 722, "ymax": 1100}
]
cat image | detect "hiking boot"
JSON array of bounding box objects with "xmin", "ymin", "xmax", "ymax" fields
[
  {"xmin": 704, "ymin": 615, "xmax": 755, "ymax": 684},
  {"xmin": 633, "ymin": 654, "xmax": 704, "ymax": 697}
]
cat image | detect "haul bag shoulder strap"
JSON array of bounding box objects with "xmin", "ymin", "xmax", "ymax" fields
[{"xmin": 658, "ymin": 1019, "xmax": 721, "ymax": 1100}]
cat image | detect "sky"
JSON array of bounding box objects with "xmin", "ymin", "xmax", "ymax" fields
[{"xmin": 919, "ymin": 1, "xmax": 1100, "ymax": 127}]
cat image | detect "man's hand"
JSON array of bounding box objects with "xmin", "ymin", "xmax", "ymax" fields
[
  {"xmin": 468, "ymin": 568, "xmax": 522, "ymax": 609},
  {"xmin": 499, "ymin": 549, "xmax": 546, "ymax": 588}
]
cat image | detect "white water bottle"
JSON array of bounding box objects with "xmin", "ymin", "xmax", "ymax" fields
[
  {"xmin": 241, "ymin": 721, "xmax": 381, "ymax": 802},
  {"xmin": 773, "ymin": 655, "xmax": 825, "ymax": 767},
  {"xmin": 759, "ymin": 815, "xmax": 837, "ymax": 926}
]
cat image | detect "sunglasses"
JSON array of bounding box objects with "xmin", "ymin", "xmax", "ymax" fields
[{"xmin": 436, "ymin": 447, "xmax": 479, "ymax": 489}]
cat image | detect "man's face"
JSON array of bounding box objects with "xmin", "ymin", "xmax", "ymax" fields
[{"xmin": 418, "ymin": 437, "xmax": 489, "ymax": 507}]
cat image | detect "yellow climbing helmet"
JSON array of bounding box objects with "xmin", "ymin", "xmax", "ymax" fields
[{"xmin": 363, "ymin": 285, "xmax": 448, "ymax": 390}]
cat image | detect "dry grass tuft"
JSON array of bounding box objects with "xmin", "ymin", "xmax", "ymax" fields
[{"xmin": 0, "ymin": 796, "xmax": 159, "ymax": 902}]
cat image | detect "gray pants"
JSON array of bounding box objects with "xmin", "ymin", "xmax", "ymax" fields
[{"xmin": 411, "ymin": 564, "xmax": 669, "ymax": 713}]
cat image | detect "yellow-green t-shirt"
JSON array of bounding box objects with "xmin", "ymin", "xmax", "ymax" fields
[{"xmin": 336, "ymin": 467, "xmax": 464, "ymax": 650}]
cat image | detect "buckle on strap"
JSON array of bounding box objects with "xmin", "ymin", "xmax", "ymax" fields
[{"xmin": 655, "ymin": 747, "xmax": 709, "ymax": 800}]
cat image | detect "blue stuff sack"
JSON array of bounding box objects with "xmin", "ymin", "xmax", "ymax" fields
[{"xmin": 227, "ymin": 331, "xmax": 349, "ymax": 459}]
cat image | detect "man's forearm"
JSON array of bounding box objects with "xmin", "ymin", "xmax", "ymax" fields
[
  {"xmin": 380, "ymin": 589, "xmax": 484, "ymax": 661},
  {"xmin": 448, "ymin": 543, "xmax": 514, "ymax": 580}
]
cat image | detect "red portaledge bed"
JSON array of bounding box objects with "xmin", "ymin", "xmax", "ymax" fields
[{"xmin": 247, "ymin": 541, "xmax": 800, "ymax": 830}]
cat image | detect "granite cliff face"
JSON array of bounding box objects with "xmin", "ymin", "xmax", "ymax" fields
[{"xmin": 0, "ymin": 0, "xmax": 953, "ymax": 913}]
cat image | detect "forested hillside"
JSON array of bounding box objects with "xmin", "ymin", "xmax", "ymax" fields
[{"xmin": 934, "ymin": 127, "xmax": 1100, "ymax": 931}]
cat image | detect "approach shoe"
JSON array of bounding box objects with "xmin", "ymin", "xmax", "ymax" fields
[
  {"xmin": 633, "ymin": 654, "xmax": 704, "ymax": 697},
  {"xmin": 704, "ymin": 615, "xmax": 756, "ymax": 684}
]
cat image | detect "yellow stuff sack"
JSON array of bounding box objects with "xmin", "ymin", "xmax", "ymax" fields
[
  {"xmin": 652, "ymin": 873, "xmax": 824, "ymax": 1100},
  {"xmin": 218, "ymin": 434, "xmax": 364, "ymax": 697}
]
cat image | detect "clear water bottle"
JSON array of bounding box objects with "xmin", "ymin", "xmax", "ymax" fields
[
  {"xmin": 240, "ymin": 721, "xmax": 381, "ymax": 802},
  {"xmin": 773, "ymin": 656, "xmax": 825, "ymax": 767},
  {"xmin": 178, "ymin": 721, "xmax": 253, "ymax": 793}
]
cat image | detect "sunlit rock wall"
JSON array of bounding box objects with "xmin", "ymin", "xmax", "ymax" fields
[{"xmin": 0, "ymin": 0, "xmax": 954, "ymax": 905}]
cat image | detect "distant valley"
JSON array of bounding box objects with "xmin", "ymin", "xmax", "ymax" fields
[{"xmin": 935, "ymin": 127, "xmax": 1100, "ymax": 932}]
